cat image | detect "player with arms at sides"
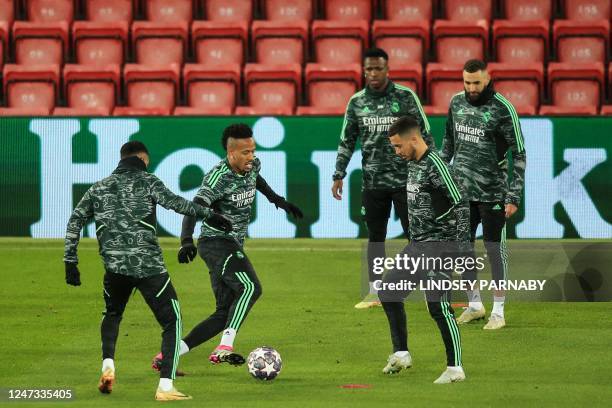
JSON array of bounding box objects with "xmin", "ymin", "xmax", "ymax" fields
[
  {"xmin": 152, "ymin": 123, "xmax": 303, "ymax": 373},
  {"xmin": 332, "ymin": 47, "xmax": 433, "ymax": 309},
  {"xmin": 63, "ymin": 141, "xmax": 221, "ymax": 401},
  {"xmin": 440, "ymin": 59, "xmax": 526, "ymax": 330},
  {"xmin": 381, "ymin": 116, "xmax": 470, "ymax": 384}
]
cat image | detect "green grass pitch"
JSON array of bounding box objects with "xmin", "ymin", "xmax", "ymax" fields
[{"xmin": 0, "ymin": 238, "xmax": 610, "ymax": 407}]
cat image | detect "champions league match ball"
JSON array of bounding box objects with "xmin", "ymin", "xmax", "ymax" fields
[{"xmin": 247, "ymin": 347, "xmax": 282, "ymax": 381}]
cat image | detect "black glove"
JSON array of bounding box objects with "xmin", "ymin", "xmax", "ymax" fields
[
  {"xmin": 206, "ymin": 213, "xmax": 233, "ymax": 233},
  {"xmin": 65, "ymin": 262, "xmax": 81, "ymax": 286},
  {"xmin": 178, "ymin": 239, "xmax": 197, "ymax": 264},
  {"xmin": 273, "ymin": 198, "xmax": 304, "ymax": 219}
]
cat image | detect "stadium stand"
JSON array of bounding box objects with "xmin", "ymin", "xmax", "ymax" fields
[{"xmin": 0, "ymin": 0, "xmax": 609, "ymax": 116}]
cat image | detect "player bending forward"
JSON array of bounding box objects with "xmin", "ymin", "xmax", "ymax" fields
[
  {"xmin": 64, "ymin": 141, "xmax": 216, "ymax": 401},
  {"xmin": 153, "ymin": 123, "xmax": 303, "ymax": 372},
  {"xmin": 381, "ymin": 116, "xmax": 470, "ymax": 384}
]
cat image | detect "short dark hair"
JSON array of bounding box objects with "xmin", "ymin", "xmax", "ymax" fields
[
  {"xmin": 222, "ymin": 123, "xmax": 253, "ymax": 150},
  {"xmin": 363, "ymin": 48, "xmax": 389, "ymax": 62},
  {"xmin": 120, "ymin": 141, "xmax": 149, "ymax": 159},
  {"xmin": 463, "ymin": 59, "xmax": 487, "ymax": 73},
  {"xmin": 388, "ymin": 116, "xmax": 421, "ymax": 138}
]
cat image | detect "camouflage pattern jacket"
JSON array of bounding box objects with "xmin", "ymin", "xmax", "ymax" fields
[
  {"xmin": 181, "ymin": 157, "xmax": 261, "ymax": 247},
  {"xmin": 64, "ymin": 157, "xmax": 210, "ymax": 278},
  {"xmin": 406, "ymin": 149, "xmax": 470, "ymax": 243},
  {"xmin": 334, "ymin": 81, "xmax": 434, "ymax": 190},
  {"xmin": 440, "ymin": 85, "xmax": 526, "ymax": 206}
]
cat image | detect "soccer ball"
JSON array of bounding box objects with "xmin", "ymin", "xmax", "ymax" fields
[{"xmin": 247, "ymin": 346, "xmax": 282, "ymax": 381}]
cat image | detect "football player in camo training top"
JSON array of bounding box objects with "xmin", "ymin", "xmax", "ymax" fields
[
  {"xmin": 64, "ymin": 141, "xmax": 220, "ymax": 401},
  {"xmin": 382, "ymin": 115, "xmax": 470, "ymax": 384},
  {"xmin": 440, "ymin": 59, "xmax": 526, "ymax": 330},
  {"xmin": 331, "ymin": 47, "xmax": 434, "ymax": 310},
  {"xmin": 152, "ymin": 123, "xmax": 303, "ymax": 373}
]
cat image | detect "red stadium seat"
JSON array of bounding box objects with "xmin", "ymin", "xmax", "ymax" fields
[
  {"xmin": 192, "ymin": 21, "xmax": 247, "ymax": 65},
  {"xmin": 445, "ymin": 0, "xmax": 492, "ymax": 21},
  {"xmin": 86, "ymin": 0, "xmax": 133, "ymax": 22},
  {"xmin": 493, "ymin": 20, "xmax": 549, "ymax": 63},
  {"xmin": 3, "ymin": 64, "xmax": 59, "ymax": 113},
  {"xmin": 182, "ymin": 63, "xmax": 240, "ymax": 112},
  {"xmin": 63, "ymin": 64, "xmax": 119, "ymax": 112},
  {"xmin": 0, "ymin": 22, "xmax": 6, "ymax": 67},
  {"xmin": 0, "ymin": 0, "xmax": 14, "ymax": 24},
  {"xmin": 303, "ymin": 63, "xmax": 361, "ymax": 111},
  {"xmin": 383, "ymin": 0, "xmax": 432, "ymax": 21},
  {"xmin": 426, "ymin": 63, "xmax": 463, "ymax": 109},
  {"xmin": 600, "ymin": 105, "xmax": 612, "ymax": 115},
  {"xmin": 263, "ymin": 0, "xmax": 312, "ymax": 21},
  {"xmin": 13, "ymin": 22, "xmax": 68, "ymax": 65},
  {"xmin": 174, "ymin": 106, "xmax": 234, "ymax": 115},
  {"xmin": 503, "ymin": 0, "xmax": 551, "ymax": 21},
  {"xmin": 488, "ymin": 62, "xmax": 544, "ymax": 114},
  {"xmin": 0, "ymin": 107, "xmax": 51, "ymax": 115},
  {"xmin": 312, "ymin": 20, "xmax": 369, "ymax": 64},
  {"xmin": 296, "ymin": 106, "xmax": 346, "ymax": 115},
  {"xmin": 548, "ymin": 62, "xmax": 604, "ymax": 110},
  {"xmin": 433, "ymin": 20, "xmax": 488, "ymax": 64},
  {"xmin": 132, "ymin": 22, "xmax": 188, "ymax": 67},
  {"xmin": 145, "ymin": 0, "xmax": 192, "ymax": 22},
  {"xmin": 53, "ymin": 107, "xmax": 110, "ymax": 116},
  {"xmin": 554, "ymin": 20, "xmax": 609, "ymax": 63},
  {"xmin": 389, "ymin": 63, "xmax": 423, "ymax": 95},
  {"xmin": 73, "ymin": 21, "xmax": 128, "ymax": 66},
  {"xmin": 538, "ymin": 105, "xmax": 599, "ymax": 115},
  {"xmin": 372, "ymin": 20, "xmax": 429, "ymax": 64},
  {"xmin": 243, "ymin": 63, "xmax": 301, "ymax": 113},
  {"xmin": 123, "ymin": 64, "xmax": 179, "ymax": 113},
  {"xmin": 203, "ymin": 0, "xmax": 252, "ymax": 21},
  {"xmin": 113, "ymin": 106, "xmax": 173, "ymax": 115},
  {"xmin": 324, "ymin": 0, "xmax": 371, "ymax": 21},
  {"xmin": 27, "ymin": 0, "xmax": 73, "ymax": 22},
  {"xmin": 252, "ymin": 20, "xmax": 308, "ymax": 64},
  {"xmin": 235, "ymin": 106, "xmax": 294, "ymax": 115},
  {"xmin": 564, "ymin": 0, "xmax": 610, "ymax": 21}
]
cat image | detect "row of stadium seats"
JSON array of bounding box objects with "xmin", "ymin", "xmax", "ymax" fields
[
  {"xmin": 1, "ymin": 62, "xmax": 611, "ymax": 116},
  {"xmin": 0, "ymin": 19, "xmax": 609, "ymax": 67},
  {"xmin": 1, "ymin": 0, "xmax": 610, "ymax": 23}
]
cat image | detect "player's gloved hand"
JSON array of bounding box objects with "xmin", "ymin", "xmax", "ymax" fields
[
  {"xmin": 273, "ymin": 198, "xmax": 304, "ymax": 219},
  {"xmin": 65, "ymin": 262, "xmax": 81, "ymax": 286},
  {"xmin": 206, "ymin": 213, "xmax": 233, "ymax": 233},
  {"xmin": 178, "ymin": 239, "xmax": 197, "ymax": 264}
]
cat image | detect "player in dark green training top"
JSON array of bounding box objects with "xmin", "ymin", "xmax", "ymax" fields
[
  {"xmin": 64, "ymin": 141, "xmax": 217, "ymax": 401},
  {"xmin": 380, "ymin": 116, "xmax": 468, "ymax": 384},
  {"xmin": 152, "ymin": 124, "xmax": 303, "ymax": 371},
  {"xmin": 331, "ymin": 48, "xmax": 433, "ymax": 309},
  {"xmin": 440, "ymin": 59, "xmax": 527, "ymax": 330}
]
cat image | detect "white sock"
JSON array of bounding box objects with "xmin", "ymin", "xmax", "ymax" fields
[
  {"xmin": 158, "ymin": 378, "xmax": 173, "ymax": 392},
  {"xmin": 220, "ymin": 328, "xmax": 236, "ymax": 348},
  {"xmin": 447, "ymin": 366, "xmax": 464, "ymax": 373},
  {"xmin": 492, "ymin": 296, "xmax": 505, "ymax": 317},
  {"xmin": 368, "ymin": 281, "xmax": 378, "ymax": 295},
  {"xmin": 179, "ymin": 340, "xmax": 190, "ymax": 356},
  {"xmin": 467, "ymin": 289, "xmax": 483, "ymax": 310},
  {"xmin": 101, "ymin": 358, "xmax": 114, "ymax": 372},
  {"xmin": 394, "ymin": 351, "xmax": 409, "ymax": 358}
]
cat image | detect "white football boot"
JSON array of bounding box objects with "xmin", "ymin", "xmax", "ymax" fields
[
  {"xmin": 456, "ymin": 307, "xmax": 486, "ymax": 324},
  {"xmin": 382, "ymin": 352, "xmax": 413, "ymax": 374},
  {"xmin": 433, "ymin": 366, "xmax": 466, "ymax": 384},
  {"xmin": 483, "ymin": 313, "xmax": 506, "ymax": 330}
]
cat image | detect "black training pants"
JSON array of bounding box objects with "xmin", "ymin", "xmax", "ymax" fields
[
  {"xmin": 101, "ymin": 272, "xmax": 182, "ymax": 379},
  {"xmin": 362, "ymin": 188, "xmax": 410, "ymax": 283},
  {"xmin": 183, "ymin": 238, "xmax": 262, "ymax": 350}
]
